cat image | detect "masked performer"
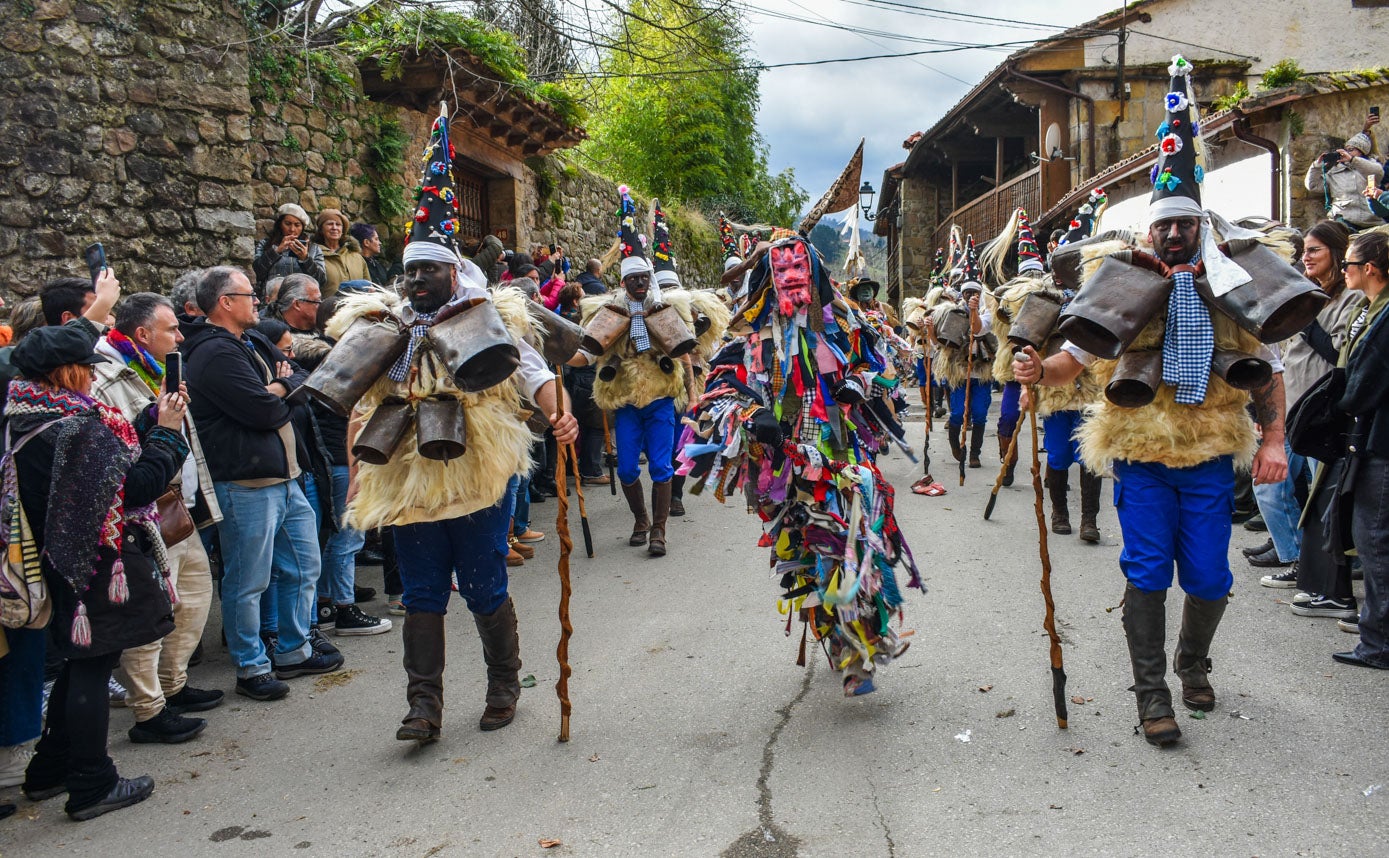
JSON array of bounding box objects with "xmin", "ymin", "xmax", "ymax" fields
[
  {"xmin": 572, "ymin": 188, "xmax": 726, "ymax": 556},
  {"xmin": 315, "ymin": 107, "xmax": 578, "ymax": 743},
  {"xmin": 1014, "ymin": 58, "xmax": 1319, "ymax": 747},
  {"xmin": 682, "ymin": 229, "xmax": 923, "ymax": 697},
  {"xmin": 932, "ymin": 236, "xmax": 996, "ymax": 469}
]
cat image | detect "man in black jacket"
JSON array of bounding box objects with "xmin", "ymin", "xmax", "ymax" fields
[
  {"xmin": 576, "ymin": 258, "xmax": 607, "ymax": 296},
  {"xmin": 182, "ymin": 267, "xmax": 343, "ymax": 702}
]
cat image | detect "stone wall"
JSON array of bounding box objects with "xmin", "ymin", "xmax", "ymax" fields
[{"xmin": 0, "ymin": 0, "xmax": 254, "ymax": 294}]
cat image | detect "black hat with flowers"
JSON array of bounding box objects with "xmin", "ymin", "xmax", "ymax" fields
[
  {"xmin": 1148, "ymin": 54, "xmax": 1205, "ymax": 220},
  {"xmin": 652, "ymin": 199, "xmax": 679, "ymax": 287},
  {"xmin": 404, "ymin": 103, "xmax": 463, "ymax": 262}
]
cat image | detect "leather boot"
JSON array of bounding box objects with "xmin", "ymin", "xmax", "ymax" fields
[
  {"xmin": 670, "ymin": 474, "xmax": 686, "ymax": 517},
  {"xmin": 947, "ymin": 423, "xmax": 964, "ymax": 462},
  {"xmin": 648, "ymin": 480, "xmax": 672, "ymax": 557},
  {"xmin": 1046, "ymin": 467, "xmax": 1071, "ymax": 535},
  {"xmin": 396, "ymin": 612, "xmax": 445, "ymax": 742},
  {"xmin": 968, "ymin": 423, "xmax": 985, "ymax": 469},
  {"xmin": 998, "ymin": 433, "xmax": 1018, "ymax": 487},
  {"xmin": 1121, "ymin": 583, "xmax": 1180, "ymax": 746},
  {"xmin": 1173, "ymin": 592, "xmax": 1228, "ymax": 712},
  {"xmin": 621, "ymin": 480, "xmax": 649, "ymax": 546},
  {"xmin": 473, "ymin": 598, "xmax": 522, "ymax": 731},
  {"xmin": 1078, "ymin": 467, "xmax": 1103, "ymax": 543}
]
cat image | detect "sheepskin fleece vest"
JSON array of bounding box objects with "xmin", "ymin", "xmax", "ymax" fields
[{"xmin": 328, "ymin": 288, "xmax": 536, "ymax": 530}]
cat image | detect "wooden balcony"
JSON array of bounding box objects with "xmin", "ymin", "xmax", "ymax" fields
[{"xmin": 931, "ymin": 166, "xmax": 1041, "ymax": 251}]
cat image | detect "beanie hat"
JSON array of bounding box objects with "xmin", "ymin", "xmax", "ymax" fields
[
  {"xmin": 1346, "ymin": 132, "xmax": 1373, "ymax": 155},
  {"xmin": 277, "ymin": 203, "xmax": 312, "ymax": 231}
]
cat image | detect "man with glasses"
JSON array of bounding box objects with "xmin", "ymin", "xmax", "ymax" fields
[{"xmin": 182, "ymin": 267, "xmax": 343, "ymax": 702}]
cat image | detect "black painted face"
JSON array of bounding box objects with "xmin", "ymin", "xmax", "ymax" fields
[
  {"xmin": 623, "ymin": 271, "xmax": 651, "ymax": 302},
  {"xmin": 404, "ymin": 260, "xmax": 454, "ymax": 313},
  {"xmin": 1149, "ymin": 217, "xmax": 1201, "ymax": 267},
  {"xmin": 852, "ymin": 284, "xmax": 874, "ymax": 303}
]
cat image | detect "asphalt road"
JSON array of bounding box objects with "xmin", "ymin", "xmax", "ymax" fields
[{"xmin": 3, "ymin": 411, "xmax": 1387, "ymax": 857}]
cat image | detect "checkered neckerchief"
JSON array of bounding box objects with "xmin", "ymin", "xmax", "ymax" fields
[
  {"xmin": 627, "ymin": 299, "xmax": 651, "ymax": 353},
  {"xmin": 388, "ymin": 311, "xmax": 437, "ymax": 382},
  {"xmin": 1160, "ymin": 258, "xmax": 1214, "ymax": 405}
]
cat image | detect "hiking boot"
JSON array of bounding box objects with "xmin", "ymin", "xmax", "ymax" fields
[
  {"xmin": 1137, "ymin": 716, "xmax": 1182, "ymax": 747},
  {"xmin": 128, "ymin": 708, "xmax": 207, "ymax": 745},
  {"xmin": 334, "ymin": 604, "xmax": 393, "ymax": 636},
  {"xmin": 164, "ymin": 685, "xmax": 224, "ymax": 714},
  {"xmin": 235, "ymin": 673, "xmax": 289, "ymax": 701},
  {"xmin": 274, "ymin": 651, "xmax": 345, "ymax": 680},
  {"xmin": 1290, "ymin": 595, "xmax": 1358, "ymax": 620},
  {"xmin": 1078, "ymin": 467, "xmax": 1102, "ymax": 543},
  {"xmin": 67, "ymin": 775, "xmax": 154, "ymax": 821}
]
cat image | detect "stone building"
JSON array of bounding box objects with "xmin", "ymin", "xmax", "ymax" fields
[
  {"xmin": 873, "ymin": 0, "xmax": 1389, "ymax": 300},
  {"xmin": 0, "ymin": 0, "xmax": 722, "ymax": 298}
]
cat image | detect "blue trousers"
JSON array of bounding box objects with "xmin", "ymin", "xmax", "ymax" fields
[
  {"xmin": 1113, "ymin": 457, "xmax": 1234, "ymax": 601},
  {"xmin": 947, "ymin": 382, "xmax": 991, "ymax": 428},
  {"xmin": 305, "ymin": 466, "xmax": 367, "ymax": 606},
  {"xmin": 0, "ymin": 627, "xmax": 46, "ymax": 746},
  {"xmin": 997, "ymin": 381, "xmax": 1021, "ymax": 438},
  {"xmin": 510, "ymin": 474, "xmax": 531, "ymax": 535},
  {"xmin": 392, "ymin": 499, "xmax": 511, "ymax": 616},
  {"xmin": 615, "ymin": 398, "xmax": 676, "ymax": 485},
  {"xmin": 1043, "ymin": 410, "xmax": 1084, "ymax": 472}
]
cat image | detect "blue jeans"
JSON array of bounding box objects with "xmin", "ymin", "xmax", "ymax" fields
[
  {"xmin": 1043, "ymin": 410, "xmax": 1083, "ymax": 472},
  {"xmin": 1252, "ymin": 440, "xmax": 1308, "ymax": 563},
  {"xmin": 1114, "ymin": 457, "xmax": 1235, "ymax": 601},
  {"xmin": 511, "ymin": 474, "xmax": 531, "ymax": 535},
  {"xmin": 615, "ymin": 398, "xmax": 676, "ymax": 485},
  {"xmin": 997, "ymin": 381, "xmax": 1021, "ymax": 438},
  {"xmin": 214, "ymin": 480, "xmax": 320, "ymax": 678},
  {"xmin": 392, "ymin": 499, "xmax": 511, "ymax": 616},
  {"xmin": 305, "ymin": 468, "xmax": 366, "ymax": 605},
  {"xmin": 948, "ymin": 382, "xmax": 991, "ymax": 428},
  {"xmin": 0, "ymin": 627, "xmax": 46, "ymax": 746}
]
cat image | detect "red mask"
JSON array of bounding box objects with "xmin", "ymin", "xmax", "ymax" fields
[{"xmin": 769, "ymin": 240, "xmax": 813, "ymax": 315}]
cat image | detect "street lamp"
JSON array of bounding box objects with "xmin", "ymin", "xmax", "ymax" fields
[{"xmin": 859, "ymin": 181, "xmax": 878, "ymax": 220}]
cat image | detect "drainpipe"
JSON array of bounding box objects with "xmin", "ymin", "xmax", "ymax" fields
[
  {"xmin": 1006, "ymin": 64, "xmax": 1096, "ymax": 182},
  {"xmin": 1232, "ymin": 113, "xmax": 1282, "ymax": 221}
]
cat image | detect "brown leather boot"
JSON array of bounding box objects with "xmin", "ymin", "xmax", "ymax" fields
[
  {"xmin": 396, "ymin": 612, "xmax": 445, "ymax": 743},
  {"xmin": 473, "ymin": 598, "xmax": 522, "ymax": 731},
  {"xmin": 621, "ymin": 480, "xmax": 649, "ymax": 546},
  {"xmin": 968, "ymin": 423, "xmax": 985, "ymax": 469},
  {"xmin": 998, "ymin": 433, "xmax": 1018, "ymax": 487},
  {"xmin": 1122, "ymin": 583, "xmax": 1180, "ymax": 747},
  {"xmin": 1047, "ymin": 467, "xmax": 1071, "ymax": 535},
  {"xmin": 1078, "ymin": 467, "xmax": 1102, "ymax": 543},
  {"xmin": 648, "ymin": 480, "xmax": 672, "ymax": 557},
  {"xmin": 947, "ymin": 423, "xmax": 964, "ymax": 462},
  {"xmin": 1174, "ymin": 592, "xmax": 1228, "ymax": 712}
]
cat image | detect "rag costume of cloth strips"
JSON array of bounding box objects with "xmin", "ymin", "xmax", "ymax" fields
[
  {"xmin": 678, "ymin": 235, "xmax": 922, "ymax": 697},
  {"xmin": 1148, "ymin": 55, "xmax": 1222, "ymax": 405}
]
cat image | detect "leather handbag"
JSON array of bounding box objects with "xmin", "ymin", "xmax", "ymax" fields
[{"xmin": 156, "ymin": 483, "xmax": 196, "ymax": 546}]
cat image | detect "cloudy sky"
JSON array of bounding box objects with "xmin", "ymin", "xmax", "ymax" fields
[{"xmin": 745, "ymin": 0, "xmax": 1119, "ymax": 205}]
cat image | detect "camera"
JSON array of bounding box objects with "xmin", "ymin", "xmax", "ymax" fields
[{"xmin": 1320, "ymin": 151, "xmax": 1342, "ymax": 168}]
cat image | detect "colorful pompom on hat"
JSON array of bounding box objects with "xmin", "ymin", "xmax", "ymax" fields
[
  {"xmin": 1148, "ymin": 54, "xmax": 1204, "ymax": 220},
  {"xmin": 1015, "ymin": 208, "xmax": 1044, "ymax": 273},
  {"xmin": 405, "ymin": 103, "xmax": 463, "ymax": 258},
  {"xmin": 652, "ymin": 199, "xmax": 680, "ymax": 287},
  {"xmin": 960, "ymin": 234, "xmax": 984, "ymax": 294},
  {"xmin": 1060, "ymin": 187, "xmax": 1107, "ymax": 246},
  {"xmin": 719, "ymin": 214, "xmax": 741, "ymax": 269},
  {"xmin": 617, "ymin": 184, "xmax": 651, "ymax": 279}
]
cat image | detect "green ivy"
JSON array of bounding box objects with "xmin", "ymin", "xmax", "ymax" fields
[
  {"xmin": 1211, "ymin": 81, "xmax": 1250, "ymax": 112},
  {"xmin": 363, "ymin": 113, "xmax": 412, "ymax": 225},
  {"xmin": 248, "ymin": 42, "xmax": 360, "ymax": 109},
  {"xmin": 548, "ymin": 199, "xmax": 565, "ymax": 226},
  {"xmin": 340, "ymin": 8, "xmax": 586, "ymax": 127},
  {"xmin": 281, "ymin": 133, "xmax": 302, "ymax": 152}
]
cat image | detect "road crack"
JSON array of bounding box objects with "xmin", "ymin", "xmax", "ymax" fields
[
  {"xmin": 721, "ymin": 662, "xmax": 815, "ymax": 857},
  {"xmin": 869, "ymin": 775, "xmax": 897, "ymax": 858}
]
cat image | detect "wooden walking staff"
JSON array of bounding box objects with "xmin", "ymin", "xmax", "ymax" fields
[
  {"xmin": 983, "ymin": 427, "xmax": 1022, "ymax": 520},
  {"xmin": 1027, "ymin": 390, "xmax": 1068, "ymax": 729},
  {"xmin": 551, "ymin": 367, "xmax": 576, "ymax": 742},
  {"xmin": 600, "ymin": 409, "xmax": 617, "ymax": 495}
]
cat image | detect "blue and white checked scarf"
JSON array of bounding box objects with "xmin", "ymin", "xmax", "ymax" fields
[
  {"xmin": 627, "ymin": 299, "xmax": 651, "ymax": 353},
  {"xmin": 1160, "ymin": 257, "xmax": 1214, "ymax": 405},
  {"xmin": 388, "ymin": 311, "xmax": 437, "ymax": 382}
]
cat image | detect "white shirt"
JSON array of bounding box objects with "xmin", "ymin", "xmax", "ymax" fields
[{"xmin": 456, "ymin": 281, "xmax": 554, "ymax": 398}]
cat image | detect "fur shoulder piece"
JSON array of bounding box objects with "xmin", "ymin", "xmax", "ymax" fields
[
  {"xmin": 580, "ymin": 292, "xmax": 621, "ymax": 325},
  {"xmin": 492, "ymin": 286, "xmax": 547, "ymax": 348},
  {"xmin": 325, "ymin": 288, "xmax": 403, "ymax": 340},
  {"xmin": 686, "ymin": 289, "xmax": 732, "ymax": 360}
]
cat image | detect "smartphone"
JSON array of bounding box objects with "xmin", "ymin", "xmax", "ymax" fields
[
  {"xmin": 84, "ymin": 242, "xmax": 106, "ymax": 286},
  {"xmin": 164, "ymin": 352, "xmax": 182, "ymax": 395},
  {"xmin": 1372, "ymin": 106, "xmax": 1381, "ymax": 118}
]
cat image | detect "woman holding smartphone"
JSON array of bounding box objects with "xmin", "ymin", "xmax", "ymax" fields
[{"xmin": 253, "ymin": 203, "xmax": 327, "ymax": 293}]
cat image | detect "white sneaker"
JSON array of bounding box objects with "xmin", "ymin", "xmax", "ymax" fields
[
  {"xmin": 1260, "ymin": 568, "xmax": 1299, "ymax": 588},
  {"xmin": 0, "ymin": 740, "xmax": 35, "ymax": 788},
  {"xmin": 1338, "ymin": 618, "xmax": 1360, "ymax": 634},
  {"xmin": 108, "ymin": 676, "xmax": 128, "ymax": 708}
]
